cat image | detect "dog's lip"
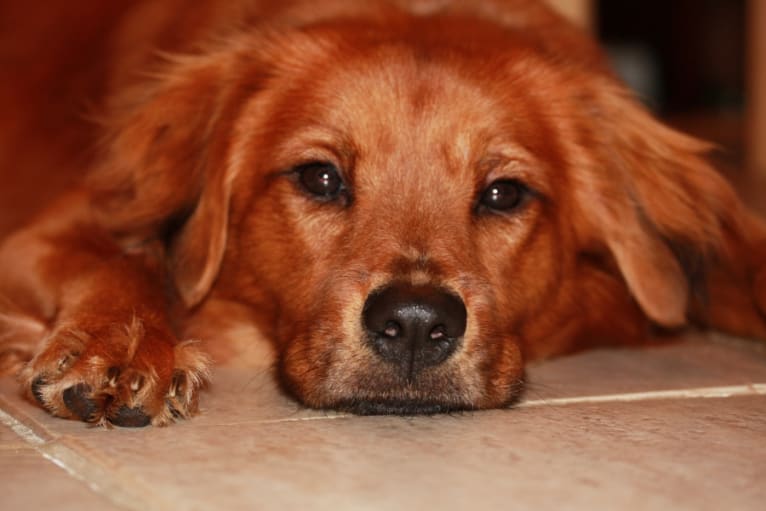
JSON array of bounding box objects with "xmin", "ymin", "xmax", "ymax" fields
[{"xmin": 333, "ymin": 398, "xmax": 478, "ymax": 416}]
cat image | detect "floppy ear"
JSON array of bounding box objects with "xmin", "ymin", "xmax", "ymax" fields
[
  {"xmin": 166, "ymin": 160, "xmax": 234, "ymax": 307},
  {"xmin": 572, "ymin": 83, "xmax": 750, "ymax": 328},
  {"xmin": 90, "ymin": 53, "xmax": 244, "ymax": 307}
]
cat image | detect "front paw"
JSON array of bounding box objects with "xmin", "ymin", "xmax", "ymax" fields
[{"xmin": 20, "ymin": 318, "xmax": 209, "ymax": 427}]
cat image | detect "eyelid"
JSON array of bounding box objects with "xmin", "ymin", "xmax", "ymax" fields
[
  {"xmin": 273, "ymin": 130, "xmax": 356, "ymax": 181},
  {"xmin": 479, "ymin": 151, "xmax": 550, "ymax": 198}
]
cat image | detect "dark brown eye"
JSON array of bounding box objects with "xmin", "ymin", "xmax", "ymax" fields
[
  {"xmin": 295, "ymin": 162, "xmax": 344, "ymax": 200},
  {"xmin": 478, "ymin": 179, "xmax": 529, "ymax": 212}
]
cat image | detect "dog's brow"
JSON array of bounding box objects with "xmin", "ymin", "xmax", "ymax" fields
[
  {"xmin": 273, "ymin": 128, "xmax": 357, "ymax": 168},
  {"xmin": 478, "ymin": 147, "xmax": 551, "ymax": 194}
]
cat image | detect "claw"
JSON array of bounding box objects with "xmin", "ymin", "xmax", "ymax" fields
[
  {"xmin": 57, "ymin": 352, "xmax": 78, "ymax": 372},
  {"xmin": 129, "ymin": 374, "xmax": 145, "ymax": 392},
  {"xmin": 169, "ymin": 371, "xmax": 187, "ymax": 398},
  {"xmin": 106, "ymin": 367, "xmax": 120, "ymax": 387}
]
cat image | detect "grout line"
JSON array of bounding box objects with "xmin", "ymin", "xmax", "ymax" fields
[
  {"xmin": 0, "ymin": 407, "xmax": 46, "ymax": 446},
  {"xmin": 0, "ymin": 405, "xmax": 172, "ymax": 511},
  {"xmin": 203, "ymin": 413, "xmax": 353, "ymax": 427},
  {"xmin": 35, "ymin": 442, "xmax": 172, "ymax": 511},
  {"xmin": 257, "ymin": 413, "xmax": 353, "ymax": 424},
  {"xmin": 517, "ymin": 383, "xmax": 766, "ymax": 408}
]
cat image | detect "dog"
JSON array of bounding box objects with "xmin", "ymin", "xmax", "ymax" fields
[{"xmin": 0, "ymin": 0, "xmax": 764, "ymax": 427}]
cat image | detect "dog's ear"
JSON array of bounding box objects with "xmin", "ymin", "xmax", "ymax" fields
[
  {"xmin": 572, "ymin": 83, "xmax": 747, "ymax": 328},
  {"xmin": 167, "ymin": 157, "xmax": 234, "ymax": 307},
  {"xmin": 90, "ymin": 54, "xmax": 245, "ymax": 307}
]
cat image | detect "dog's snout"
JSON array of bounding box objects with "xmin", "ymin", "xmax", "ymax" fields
[{"xmin": 362, "ymin": 284, "xmax": 467, "ymax": 374}]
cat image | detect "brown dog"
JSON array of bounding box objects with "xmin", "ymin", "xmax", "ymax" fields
[{"xmin": 0, "ymin": 0, "xmax": 764, "ymax": 426}]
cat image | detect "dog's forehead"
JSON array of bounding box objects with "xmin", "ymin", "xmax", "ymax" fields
[
  {"xmin": 256, "ymin": 32, "xmax": 557, "ymax": 183},
  {"xmin": 317, "ymin": 57, "xmax": 497, "ymax": 173}
]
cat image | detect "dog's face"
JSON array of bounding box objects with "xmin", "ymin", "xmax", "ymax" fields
[
  {"xmin": 98, "ymin": 15, "xmax": 734, "ymax": 414},
  {"xmin": 224, "ymin": 21, "xmax": 574, "ymax": 413}
]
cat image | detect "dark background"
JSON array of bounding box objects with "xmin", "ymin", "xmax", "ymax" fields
[{"xmin": 597, "ymin": 0, "xmax": 747, "ymax": 166}]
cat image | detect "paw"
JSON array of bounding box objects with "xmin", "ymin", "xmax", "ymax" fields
[{"xmin": 20, "ymin": 318, "xmax": 209, "ymax": 427}]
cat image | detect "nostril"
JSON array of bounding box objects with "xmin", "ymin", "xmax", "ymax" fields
[
  {"xmin": 429, "ymin": 325, "xmax": 447, "ymax": 340},
  {"xmin": 383, "ymin": 321, "xmax": 401, "ymax": 338}
]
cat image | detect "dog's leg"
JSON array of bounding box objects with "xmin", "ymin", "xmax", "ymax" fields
[
  {"xmin": 0, "ymin": 295, "xmax": 47, "ymax": 375},
  {"xmin": 692, "ymin": 210, "xmax": 766, "ymax": 340},
  {"xmin": 0, "ymin": 194, "xmax": 209, "ymax": 426}
]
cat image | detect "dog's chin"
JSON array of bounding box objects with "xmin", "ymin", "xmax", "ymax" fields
[
  {"xmin": 277, "ymin": 348, "xmax": 527, "ymax": 416},
  {"xmin": 330, "ymin": 389, "xmax": 526, "ymax": 415},
  {"xmin": 282, "ymin": 382, "xmax": 526, "ymax": 416},
  {"xmin": 312, "ymin": 383, "xmax": 527, "ymax": 416}
]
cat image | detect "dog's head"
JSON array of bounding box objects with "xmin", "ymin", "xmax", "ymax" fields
[{"xmin": 93, "ymin": 13, "xmax": 742, "ymax": 414}]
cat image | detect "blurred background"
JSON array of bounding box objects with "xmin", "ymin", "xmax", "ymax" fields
[{"xmin": 548, "ymin": 0, "xmax": 765, "ymax": 212}]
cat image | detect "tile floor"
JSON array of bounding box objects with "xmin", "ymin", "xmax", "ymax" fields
[{"xmin": 1, "ymin": 332, "xmax": 765, "ymax": 511}]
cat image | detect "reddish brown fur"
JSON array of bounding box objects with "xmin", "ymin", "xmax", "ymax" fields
[{"xmin": 0, "ymin": 0, "xmax": 764, "ymax": 424}]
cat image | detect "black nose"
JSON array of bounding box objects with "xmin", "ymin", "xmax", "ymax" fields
[{"xmin": 362, "ymin": 284, "xmax": 467, "ymax": 376}]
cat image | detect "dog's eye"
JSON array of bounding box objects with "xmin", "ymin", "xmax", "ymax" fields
[
  {"xmin": 295, "ymin": 162, "xmax": 345, "ymax": 200},
  {"xmin": 478, "ymin": 179, "xmax": 529, "ymax": 213}
]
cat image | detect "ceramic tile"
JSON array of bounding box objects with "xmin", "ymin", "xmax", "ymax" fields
[
  {"xmin": 0, "ymin": 421, "xmax": 27, "ymax": 448},
  {"xmin": 0, "ymin": 424, "xmax": 125, "ymax": 511},
  {"xmin": 524, "ymin": 333, "xmax": 766, "ymax": 400},
  {"xmin": 6, "ymin": 397, "xmax": 763, "ymax": 511}
]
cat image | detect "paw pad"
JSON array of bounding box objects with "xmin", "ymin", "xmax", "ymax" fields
[
  {"xmin": 62, "ymin": 383, "xmax": 98, "ymax": 422},
  {"xmin": 109, "ymin": 405, "xmax": 151, "ymax": 428}
]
